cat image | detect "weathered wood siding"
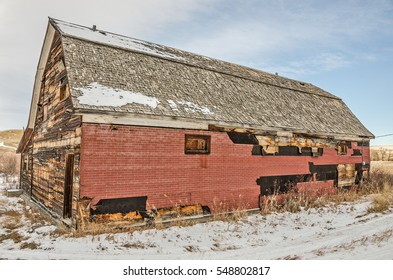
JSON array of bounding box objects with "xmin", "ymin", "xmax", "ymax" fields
[
  {"xmin": 29, "ymin": 31, "xmax": 82, "ymax": 221},
  {"xmin": 20, "ymin": 141, "xmax": 33, "ymax": 194}
]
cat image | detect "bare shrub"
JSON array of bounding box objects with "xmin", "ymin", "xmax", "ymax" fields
[
  {"xmin": 367, "ymin": 195, "xmax": 390, "ymax": 213},
  {"xmin": 0, "ymin": 152, "xmax": 20, "ymax": 183},
  {"xmin": 260, "ymin": 186, "xmax": 325, "ymax": 214},
  {"xmin": 362, "ymin": 170, "xmax": 393, "ymax": 213},
  {"xmin": 361, "ymin": 170, "xmax": 393, "ymax": 195}
]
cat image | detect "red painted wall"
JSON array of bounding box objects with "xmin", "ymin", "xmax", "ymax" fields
[{"xmin": 79, "ymin": 124, "xmax": 370, "ymax": 212}]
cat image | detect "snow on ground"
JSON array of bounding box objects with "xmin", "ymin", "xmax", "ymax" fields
[
  {"xmin": 0, "ymin": 142, "xmax": 16, "ymax": 150},
  {"xmin": 1, "ymin": 179, "xmax": 393, "ymax": 260}
]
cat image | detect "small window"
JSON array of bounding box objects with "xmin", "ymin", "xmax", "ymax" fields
[
  {"xmin": 337, "ymin": 143, "xmax": 348, "ymax": 155},
  {"xmin": 185, "ymin": 134, "xmax": 210, "ymax": 154}
]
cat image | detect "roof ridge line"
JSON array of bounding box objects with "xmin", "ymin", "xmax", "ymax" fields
[{"xmin": 51, "ymin": 18, "xmax": 340, "ymax": 100}]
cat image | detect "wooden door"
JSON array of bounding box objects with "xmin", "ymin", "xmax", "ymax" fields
[{"xmin": 63, "ymin": 154, "xmax": 74, "ymax": 218}]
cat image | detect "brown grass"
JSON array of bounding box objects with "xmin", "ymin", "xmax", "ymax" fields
[
  {"xmin": 278, "ymin": 255, "xmax": 302, "ymax": 260},
  {"xmin": 371, "ymin": 161, "xmax": 393, "ymax": 174},
  {"xmin": 261, "ymin": 169, "xmax": 393, "ymax": 215},
  {"xmin": 20, "ymin": 241, "xmax": 40, "ymax": 250},
  {"xmin": 0, "ymin": 231, "xmax": 26, "ymax": 244},
  {"xmin": 362, "ymin": 170, "xmax": 393, "ymax": 213},
  {"xmin": 2, "ymin": 212, "xmax": 22, "ymax": 230},
  {"xmin": 50, "ymin": 225, "xmax": 71, "ymax": 237},
  {"xmin": 313, "ymin": 228, "xmax": 393, "ymax": 257},
  {"xmin": 122, "ymin": 241, "xmax": 157, "ymax": 249},
  {"xmin": 2, "ymin": 210, "xmax": 21, "ymax": 217}
]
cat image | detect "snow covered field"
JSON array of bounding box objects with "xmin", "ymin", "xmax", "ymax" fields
[{"xmin": 1, "ymin": 177, "xmax": 393, "ymax": 260}]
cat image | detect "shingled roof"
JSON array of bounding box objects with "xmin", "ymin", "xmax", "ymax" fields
[{"xmin": 28, "ymin": 18, "xmax": 374, "ymax": 140}]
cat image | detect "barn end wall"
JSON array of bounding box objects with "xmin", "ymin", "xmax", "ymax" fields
[
  {"xmin": 79, "ymin": 123, "xmax": 370, "ymax": 213},
  {"xmin": 19, "ymin": 31, "xmax": 82, "ymax": 223}
]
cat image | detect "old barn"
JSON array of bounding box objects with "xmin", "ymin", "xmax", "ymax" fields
[{"xmin": 18, "ymin": 18, "xmax": 373, "ymax": 227}]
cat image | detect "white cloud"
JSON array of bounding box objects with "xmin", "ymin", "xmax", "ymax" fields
[
  {"xmin": 307, "ymin": 53, "xmax": 352, "ymax": 71},
  {"xmin": 262, "ymin": 53, "xmax": 353, "ymax": 78},
  {"xmin": 175, "ymin": 0, "xmax": 393, "ymax": 68}
]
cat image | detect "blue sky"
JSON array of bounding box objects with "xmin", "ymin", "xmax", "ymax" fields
[{"xmin": 1, "ymin": 0, "xmax": 392, "ymax": 145}]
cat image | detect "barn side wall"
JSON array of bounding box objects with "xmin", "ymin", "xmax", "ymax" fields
[
  {"xmin": 79, "ymin": 123, "xmax": 370, "ymax": 213},
  {"xmin": 20, "ymin": 31, "xmax": 82, "ymax": 223}
]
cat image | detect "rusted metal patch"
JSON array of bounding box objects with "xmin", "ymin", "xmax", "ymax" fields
[
  {"xmin": 91, "ymin": 196, "xmax": 148, "ymax": 215},
  {"xmin": 227, "ymin": 132, "xmax": 259, "ymax": 145},
  {"xmin": 256, "ymin": 174, "xmax": 313, "ymax": 196}
]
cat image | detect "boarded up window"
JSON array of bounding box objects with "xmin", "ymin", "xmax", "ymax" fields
[
  {"xmin": 185, "ymin": 135, "xmax": 210, "ymax": 154},
  {"xmin": 59, "ymin": 75, "xmax": 68, "ymax": 101},
  {"xmin": 337, "ymin": 143, "xmax": 348, "ymax": 155},
  {"xmin": 59, "ymin": 84, "xmax": 67, "ymax": 100}
]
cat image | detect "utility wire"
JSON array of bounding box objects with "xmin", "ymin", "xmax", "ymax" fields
[{"xmin": 375, "ymin": 133, "xmax": 393, "ymax": 138}]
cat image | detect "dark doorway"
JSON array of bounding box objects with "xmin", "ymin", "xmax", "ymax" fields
[{"xmin": 63, "ymin": 154, "xmax": 74, "ymax": 218}]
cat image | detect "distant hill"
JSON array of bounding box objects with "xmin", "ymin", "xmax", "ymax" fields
[{"xmin": 0, "ymin": 129, "xmax": 23, "ymax": 152}]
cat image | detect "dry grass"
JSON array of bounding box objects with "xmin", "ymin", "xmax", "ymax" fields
[
  {"xmin": 362, "ymin": 170, "xmax": 393, "ymax": 213},
  {"xmin": 261, "ymin": 169, "xmax": 393, "ymax": 215},
  {"xmin": 122, "ymin": 241, "xmax": 157, "ymax": 249},
  {"xmin": 313, "ymin": 228, "xmax": 393, "ymax": 257},
  {"xmin": 210, "ymin": 243, "xmax": 240, "ymax": 251},
  {"xmin": 20, "ymin": 241, "xmax": 40, "ymax": 250},
  {"xmin": 211, "ymin": 196, "xmax": 250, "ymax": 223},
  {"xmin": 184, "ymin": 245, "xmax": 200, "ymax": 252},
  {"xmin": 0, "ymin": 231, "xmax": 26, "ymax": 244},
  {"xmin": 278, "ymin": 255, "xmax": 302, "ymax": 260},
  {"xmin": 2, "ymin": 221, "xmax": 21, "ymax": 231},
  {"xmin": 371, "ymin": 161, "xmax": 393, "ymax": 174},
  {"xmin": 367, "ymin": 195, "xmax": 390, "ymax": 213},
  {"xmin": 2, "ymin": 210, "xmax": 21, "ymax": 217},
  {"xmin": 2, "ymin": 210, "xmax": 22, "ymax": 230},
  {"xmin": 50, "ymin": 225, "xmax": 71, "ymax": 237}
]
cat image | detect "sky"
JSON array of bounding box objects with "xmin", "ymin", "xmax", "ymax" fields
[{"xmin": 0, "ymin": 0, "xmax": 392, "ymax": 145}]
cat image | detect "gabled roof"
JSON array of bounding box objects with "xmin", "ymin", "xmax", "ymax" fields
[{"xmin": 26, "ymin": 18, "xmax": 374, "ymax": 141}]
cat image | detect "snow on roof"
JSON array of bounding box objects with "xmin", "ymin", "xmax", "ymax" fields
[
  {"xmin": 52, "ymin": 18, "xmax": 186, "ymax": 61},
  {"xmin": 176, "ymin": 100, "xmax": 214, "ymax": 115},
  {"xmin": 76, "ymin": 82, "xmax": 159, "ymax": 108}
]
